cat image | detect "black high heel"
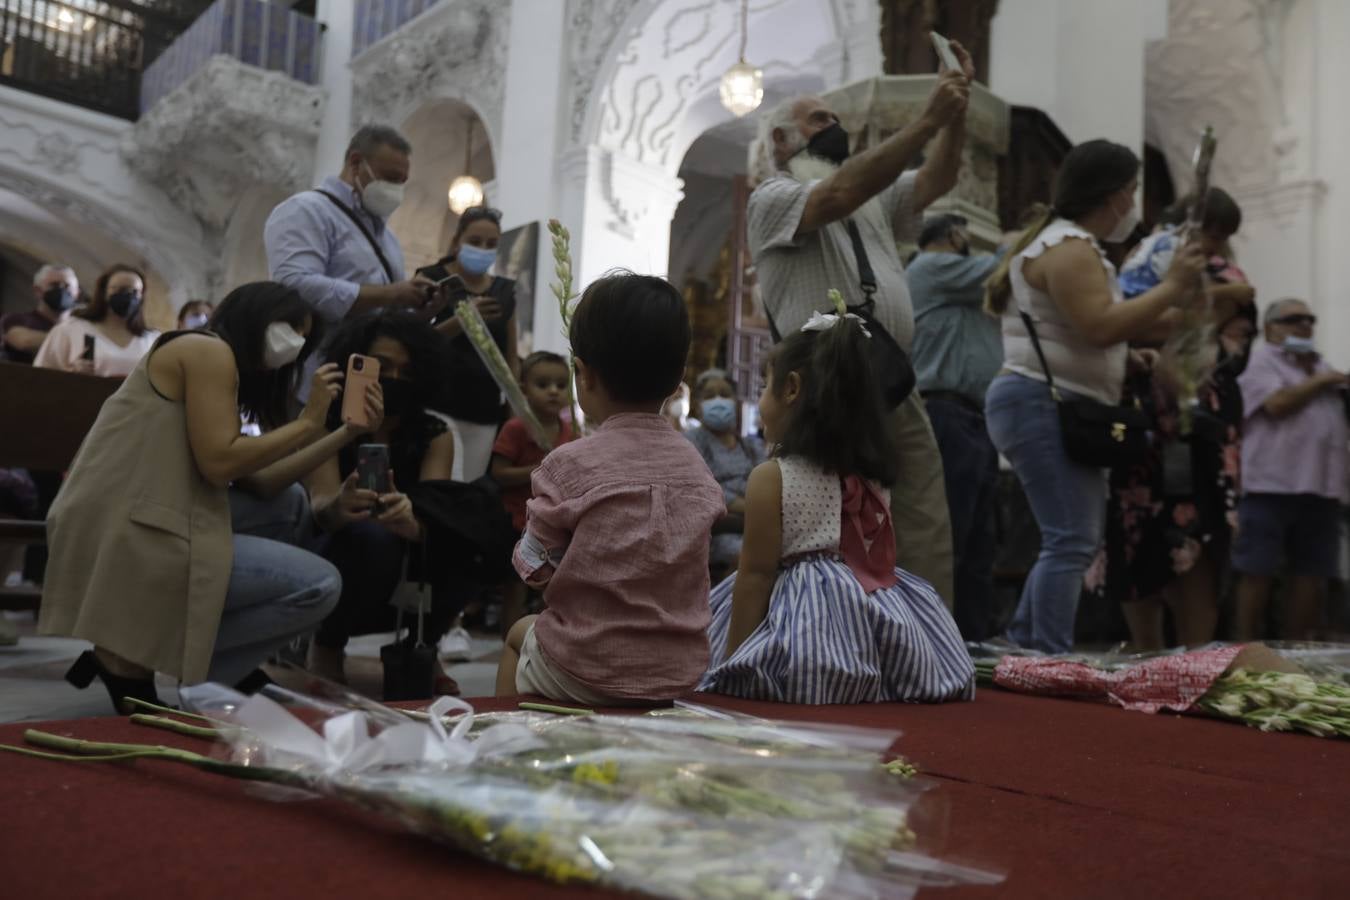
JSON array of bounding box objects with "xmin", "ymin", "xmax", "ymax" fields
[{"xmin": 65, "ymin": 650, "xmax": 164, "ymax": 714}]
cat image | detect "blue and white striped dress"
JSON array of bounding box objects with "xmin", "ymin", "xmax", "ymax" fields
[{"xmin": 698, "ymin": 457, "xmax": 975, "ymax": 704}]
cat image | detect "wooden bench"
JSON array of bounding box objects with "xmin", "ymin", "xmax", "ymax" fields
[{"xmin": 0, "ymin": 361, "xmax": 120, "ymax": 610}]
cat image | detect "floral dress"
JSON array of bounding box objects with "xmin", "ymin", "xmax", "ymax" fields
[{"xmin": 1087, "ymin": 234, "xmax": 1249, "ymax": 602}]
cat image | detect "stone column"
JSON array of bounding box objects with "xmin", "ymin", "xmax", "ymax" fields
[{"xmin": 312, "ymin": 0, "xmax": 355, "ymax": 184}]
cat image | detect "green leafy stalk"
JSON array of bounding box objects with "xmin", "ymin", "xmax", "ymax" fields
[
  {"xmin": 455, "ymin": 299, "xmax": 554, "ymax": 449},
  {"xmin": 518, "ymin": 701, "xmax": 594, "ymax": 716},
  {"xmin": 129, "ymin": 713, "xmax": 222, "ymax": 740},
  {"xmin": 547, "ymin": 218, "xmax": 583, "ymax": 434}
]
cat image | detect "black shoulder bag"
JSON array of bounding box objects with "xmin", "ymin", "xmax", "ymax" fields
[
  {"xmin": 765, "ymin": 217, "xmax": 916, "ymax": 410},
  {"xmin": 314, "ymin": 190, "xmax": 396, "ymax": 285},
  {"xmin": 1018, "ymin": 307, "xmax": 1149, "ymax": 467}
]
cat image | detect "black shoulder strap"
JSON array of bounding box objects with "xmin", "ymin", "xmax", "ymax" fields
[
  {"xmin": 843, "ymin": 218, "xmax": 878, "ymax": 301},
  {"xmin": 314, "ymin": 190, "xmax": 395, "ymax": 284},
  {"xmin": 1017, "ymin": 308, "xmax": 1059, "ymax": 397}
]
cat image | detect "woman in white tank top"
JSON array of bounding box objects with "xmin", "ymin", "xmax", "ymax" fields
[{"xmin": 980, "ymin": 140, "xmax": 1206, "ymax": 654}]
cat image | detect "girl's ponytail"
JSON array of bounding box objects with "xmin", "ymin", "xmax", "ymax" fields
[{"xmin": 984, "ymin": 206, "xmax": 1055, "ymax": 315}]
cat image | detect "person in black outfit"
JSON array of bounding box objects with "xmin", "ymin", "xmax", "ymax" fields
[{"xmin": 418, "ymin": 205, "xmax": 519, "ymax": 482}]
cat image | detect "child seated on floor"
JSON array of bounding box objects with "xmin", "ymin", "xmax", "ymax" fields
[
  {"xmin": 490, "ymin": 351, "xmax": 576, "ymax": 636},
  {"xmin": 699, "ymin": 311, "xmax": 976, "ymax": 704},
  {"xmin": 495, "ymin": 272, "xmax": 726, "ymax": 705}
]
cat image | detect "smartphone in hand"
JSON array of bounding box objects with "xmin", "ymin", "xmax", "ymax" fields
[
  {"xmin": 357, "ymin": 443, "xmax": 391, "ymax": 495},
  {"xmin": 81, "ymin": 334, "xmax": 95, "ymax": 363},
  {"xmin": 342, "ymin": 354, "xmax": 381, "ymax": 429}
]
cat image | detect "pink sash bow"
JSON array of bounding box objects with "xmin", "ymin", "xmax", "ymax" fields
[{"xmin": 839, "ymin": 475, "xmax": 898, "ymax": 592}]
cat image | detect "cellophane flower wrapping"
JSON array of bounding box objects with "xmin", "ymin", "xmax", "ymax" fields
[{"xmin": 184, "ymin": 687, "xmax": 1000, "ymax": 899}]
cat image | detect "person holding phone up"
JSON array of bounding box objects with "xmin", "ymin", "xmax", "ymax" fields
[
  {"xmin": 303, "ymin": 311, "xmax": 460, "ymax": 689},
  {"xmin": 418, "ymin": 205, "xmax": 521, "ymax": 482},
  {"xmin": 38, "ymin": 282, "xmax": 351, "ymax": 713}
]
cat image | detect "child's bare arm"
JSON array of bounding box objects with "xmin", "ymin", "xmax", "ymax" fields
[
  {"xmin": 725, "ymin": 462, "xmax": 782, "ymax": 658},
  {"xmin": 490, "ymin": 453, "xmax": 536, "ymax": 488}
]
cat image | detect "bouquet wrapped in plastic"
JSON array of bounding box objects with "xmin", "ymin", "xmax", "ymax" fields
[
  {"xmin": 970, "ymin": 641, "xmax": 1350, "ymax": 739},
  {"xmin": 9, "ymin": 687, "xmax": 999, "ymax": 899},
  {"xmin": 454, "ymin": 299, "xmax": 553, "ymax": 449}
]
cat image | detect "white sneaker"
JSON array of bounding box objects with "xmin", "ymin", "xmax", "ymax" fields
[{"xmin": 438, "ymin": 626, "xmax": 473, "ymax": 662}]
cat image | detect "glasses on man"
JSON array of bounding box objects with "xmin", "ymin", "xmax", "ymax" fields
[{"xmin": 1274, "ymin": 314, "xmax": 1317, "ymax": 326}]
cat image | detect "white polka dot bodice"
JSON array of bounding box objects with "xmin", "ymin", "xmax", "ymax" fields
[{"xmin": 777, "ymin": 456, "xmax": 842, "ymax": 559}]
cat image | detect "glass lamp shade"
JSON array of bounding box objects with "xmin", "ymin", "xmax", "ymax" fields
[
  {"xmin": 447, "ymin": 175, "xmax": 484, "ymax": 214},
  {"xmin": 719, "ymin": 61, "xmax": 764, "ymax": 117}
]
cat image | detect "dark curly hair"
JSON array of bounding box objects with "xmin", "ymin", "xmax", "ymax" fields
[
  {"xmin": 770, "ymin": 317, "xmax": 898, "ymax": 486},
  {"xmin": 324, "ymin": 309, "xmax": 454, "ymax": 415},
  {"xmin": 208, "ymin": 282, "xmax": 322, "ymax": 431}
]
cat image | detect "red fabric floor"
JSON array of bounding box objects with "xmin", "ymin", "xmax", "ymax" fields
[{"xmin": 2, "ymin": 688, "xmax": 1347, "ymax": 899}]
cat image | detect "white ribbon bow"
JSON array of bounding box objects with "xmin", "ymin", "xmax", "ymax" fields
[
  {"xmin": 230, "ymin": 693, "xmax": 541, "ymax": 774},
  {"xmin": 800, "ymin": 310, "xmax": 871, "ymax": 337}
]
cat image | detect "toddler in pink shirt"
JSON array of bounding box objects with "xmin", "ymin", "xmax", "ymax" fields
[{"xmin": 496, "ymin": 273, "xmax": 725, "ymax": 704}]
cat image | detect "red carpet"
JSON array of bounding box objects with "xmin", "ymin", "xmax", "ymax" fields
[{"xmin": 2, "ymin": 689, "xmax": 1347, "ymax": 899}]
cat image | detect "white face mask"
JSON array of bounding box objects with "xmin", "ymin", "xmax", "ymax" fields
[
  {"xmin": 1106, "ymin": 195, "xmax": 1141, "ymax": 243},
  {"xmin": 359, "ymin": 160, "xmax": 404, "ymax": 220},
  {"xmin": 262, "ymin": 322, "xmax": 306, "ymax": 370},
  {"xmin": 1282, "ymin": 334, "xmax": 1316, "ymax": 356}
]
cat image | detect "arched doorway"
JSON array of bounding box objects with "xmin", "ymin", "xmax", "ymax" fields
[{"xmin": 389, "ymin": 98, "xmax": 496, "ymax": 272}]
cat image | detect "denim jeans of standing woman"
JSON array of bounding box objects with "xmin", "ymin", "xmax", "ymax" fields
[{"xmin": 984, "ymin": 373, "xmax": 1107, "ymax": 653}]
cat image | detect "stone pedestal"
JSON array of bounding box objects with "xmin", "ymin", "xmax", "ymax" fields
[{"xmin": 821, "ymin": 75, "xmax": 1010, "ymax": 247}]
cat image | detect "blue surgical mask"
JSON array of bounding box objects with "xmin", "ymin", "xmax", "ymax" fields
[
  {"xmin": 1283, "ymin": 335, "xmax": 1316, "ymax": 356},
  {"xmin": 457, "ymin": 244, "xmax": 497, "ymax": 276},
  {"xmin": 700, "ymin": 397, "xmax": 737, "ymax": 432}
]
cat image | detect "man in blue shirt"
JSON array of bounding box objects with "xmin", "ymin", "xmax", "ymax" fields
[
  {"xmin": 908, "ymin": 214, "xmax": 1007, "ymax": 640},
  {"xmin": 264, "ymin": 124, "xmax": 434, "ymax": 328}
]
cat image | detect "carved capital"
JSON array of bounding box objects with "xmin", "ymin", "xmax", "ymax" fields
[{"xmin": 122, "ymin": 56, "xmax": 324, "ymax": 231}]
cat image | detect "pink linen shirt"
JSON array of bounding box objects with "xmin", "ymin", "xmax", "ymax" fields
[
  {"xmin": 514, "ymin": 412, "xmax": 726, "ymax": 700},
  {"xmin": 1238, "ymin": 341, "xmax": 1349, "ymax": 502}
]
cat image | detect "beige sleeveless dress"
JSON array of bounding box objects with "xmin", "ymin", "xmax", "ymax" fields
[{"xmin": 38, "ymin": 335, "xmax": 233, "ymax": 682}]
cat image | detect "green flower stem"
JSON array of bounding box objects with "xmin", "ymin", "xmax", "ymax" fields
[
  {"xmin": 129, "ymin": 713, "xmax": 222, "ymax": 740},
  {"xmin": 518, "ymin": 701, "xmax": 594, "ymax": 716},
  {"xmin": 121, "ymin": 696, "xmax": 213, "ymax": 722}
]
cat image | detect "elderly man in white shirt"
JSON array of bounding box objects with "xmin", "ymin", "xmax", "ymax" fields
[{"xmin": 745, "ymin": 43, "xmax": 974, "ymax": 608}]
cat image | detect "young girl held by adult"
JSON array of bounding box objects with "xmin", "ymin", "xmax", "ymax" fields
[
  {"xmin": 40, "ymin": 282, "xmax": 344, "ymax": 712},
  {"xmin": 495, "ymin": 273, "xmax": 726, "ymax": 705},
  {"xmin": 684, "ymin": 368, "xmax": 767, "ymax": 583},
  {"xmin": 419, "ymin": 205, "xmax": 520, "ymax": 481},
  {"xmin": 699, "ymin": 311, "xmax": 975, "ymax": 705},
  {"xmin": 305, "ymin": 310, "xmax": 515, "ymax": 694}
]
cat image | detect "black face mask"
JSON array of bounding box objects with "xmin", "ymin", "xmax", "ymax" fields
[
  {"xmin": 42, "ymin": 285, "xmax": 74, "ymax": 313},
  {"xmin": 805, "ymin": 122, "xmax": 850, "ymax": 165},
  {"xmin": 379, "ymin": 377, "xmax": 417, "ymax": 419},
  {"xmin": 108, "ymin": 289, "xmax": 142, "ymax": 321}
]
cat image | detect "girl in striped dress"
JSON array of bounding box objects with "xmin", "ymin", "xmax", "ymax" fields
[{"xmin": 699, "ymin": 311, "xmax": 975, "ymax": 704}]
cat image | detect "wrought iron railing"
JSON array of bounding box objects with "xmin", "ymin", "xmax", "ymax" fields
[
  {"xmin": 140, "ymin": 0, "xmax": 322, "ymax": 113},
  {"xmin": 0, "ymin": 0, "xmax": 211, "ymax": 118}
]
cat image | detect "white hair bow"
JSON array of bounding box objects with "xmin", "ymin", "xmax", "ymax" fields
[{"xmin": 800, "ymin": 310, "xmax": 871, "ymax": 337}]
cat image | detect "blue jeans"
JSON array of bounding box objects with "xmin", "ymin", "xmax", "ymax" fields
[
  {"xmin": 207, "ymin": 484, "xmax": 339, "ymax": 683},
  {"xmin": 985, "ymin": 374, "xmax": 1107, "ymax": 653},
  {"xmin": 925, "ymin": 394, "xmax": 1000, "ymax": 641}
]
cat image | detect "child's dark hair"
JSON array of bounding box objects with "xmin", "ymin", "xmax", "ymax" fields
[
  {"xmin": 521, "ymin": 350, "xmax": 569, "ymax": 380},
  {"xmin": 209, "ymin": 281, "xmax": 322, "ymax": 431},
  {"xmin": 1161, "ymin": 187, "xmax": 1242, "ymax": 236},
  {"xmin": 569, "ymin": 271, "xmax": 690, "ymax": 405},
  {"xmin": 770, "ymin": 318, "xmax": 898, "ymax": 485}
]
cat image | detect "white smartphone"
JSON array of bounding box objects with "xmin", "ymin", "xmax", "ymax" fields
[{"xmin": 930, "ymin": 31, "xmax": 960, "ymax": 73}]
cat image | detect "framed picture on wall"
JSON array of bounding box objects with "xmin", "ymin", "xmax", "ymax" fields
[{"xmin": 494, "ymin": 221, "xmax": 540, "ymax": 358}]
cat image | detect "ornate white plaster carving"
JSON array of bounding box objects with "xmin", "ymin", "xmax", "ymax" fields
[
  {"xmin": 558, "ymin": 144, "xmax": 684, "ymax": 238},
  {"xmin": 1145, "ymin": 0, "xmax": 1284, "ymax": 195},
  {"xmin": 566, "ymin": 0, "xmax": 647, "ymax": 144},
  {"xmin": 350, "ymin": 0, "xmax": 510, "ymax": 153},
  {"xmin": 121, "ymin": 55, "xmax": 324, "ymax": 232}
]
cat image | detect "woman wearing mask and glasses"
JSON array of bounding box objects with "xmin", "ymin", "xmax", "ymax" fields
[
  {"xmin": 39, "ymin": 281, "xmax": 347, "ymax": 713},
  {"xmin": 418, "ymin": 206, "xmax": 520, "ymax": 482},
  {"xmin": 684, "ymin": 369, "xmax": 767, "ymax": 584},
  {"xmin": 33, "ymin": 264, "xmax": 159, "ymax": 378}
]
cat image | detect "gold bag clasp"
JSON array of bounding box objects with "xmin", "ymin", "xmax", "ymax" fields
[{"xmin": 1111, "ymin": 422, "xmax": 1126, "ymax": 442}]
